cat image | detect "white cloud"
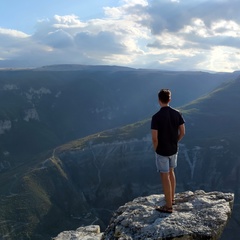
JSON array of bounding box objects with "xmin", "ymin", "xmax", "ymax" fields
[
  {"xmin": 0, "ymin": 28, "xmax": 29, "ymax": 38},
  {"xmin": 211, "ymin": 20, "xmax": 240, "ymax": 37},
  {"xmin": 43, "ymin": 29, "xmax": 74, "ymax": 48},
  {"xmin": 52, "ymin": 15, "xmax": 87, "ymax": 29},
  {"xmin": 1, "ymin": 0, "xmax": 240, "ymax": 71}
]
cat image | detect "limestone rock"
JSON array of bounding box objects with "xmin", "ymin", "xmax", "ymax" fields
[
  {"xmin": 53, "ymin": 225, "xmax": 103, "ymax": 240},
  {"xmin": 102, "ymin": 190, "xmax": 234, "ymax": 240}
]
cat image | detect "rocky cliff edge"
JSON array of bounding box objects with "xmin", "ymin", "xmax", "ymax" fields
[{"xmin": 53, "ymin": 190, "xmax": 234, "ymax": 240}]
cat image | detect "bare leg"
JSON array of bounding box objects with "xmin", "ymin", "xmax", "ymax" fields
[
  {"xmin": 160, "ymin": 172, "xmax": 172, "ymax": 208},
  {"xmin": 169, "ymin": 168, "xmax": 176, "ymax": 202}
]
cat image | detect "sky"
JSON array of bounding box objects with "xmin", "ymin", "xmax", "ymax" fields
[{"xmin": 1, "ymin": 0, "xmax": 240, "ymax": 72}]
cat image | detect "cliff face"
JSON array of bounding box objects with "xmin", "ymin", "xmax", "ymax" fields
[
  {"xmin": 58, "ymin": 135, "xmax": 239, "ymax": 194},
  {"xmin": 54, "ymin": 190, "xmax": 234, "ymax": 240},
  {"xmin": 56, "ymin": 134, "xmax": 238, "ymax": 210}
]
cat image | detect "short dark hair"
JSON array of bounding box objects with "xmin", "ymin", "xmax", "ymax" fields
[{"xmin": 158, "ymin": 89, "xmax": 171, "ymax": 103}]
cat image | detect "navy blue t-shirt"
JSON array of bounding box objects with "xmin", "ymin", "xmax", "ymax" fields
[{"xmin": 151, "ymin": 106, "xmax": 185, "ymax": 156}]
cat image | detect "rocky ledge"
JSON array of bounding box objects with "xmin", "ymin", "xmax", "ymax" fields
[
  {"xmin": 53, "ymin": 225, "xmax": 103, "ymax": 240},
  {"xmin": 54, "ymin": 190, "xmax": 234, "ymax": 240}
]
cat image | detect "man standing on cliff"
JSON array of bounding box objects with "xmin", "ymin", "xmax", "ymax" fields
[{"xmin": 151, "ymin": 89, "xmax": 185, "ymax": 213}]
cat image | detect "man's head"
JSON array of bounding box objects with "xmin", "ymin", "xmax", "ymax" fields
[{"xmin": 158, "ymin": 89, "xmax": 171, "ymax": 104}]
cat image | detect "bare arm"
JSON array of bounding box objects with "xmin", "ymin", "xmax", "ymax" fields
[
  {"xmin": 151, "ymin": 129, "xmax": 158, "ymax": 151},
  {"xmin": 178, "ymin": 124, "xmax": 185, "ymax": 142}
]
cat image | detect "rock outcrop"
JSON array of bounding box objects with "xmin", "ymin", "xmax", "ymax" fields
[
  {"xmin": 54, "ymin": 190, "xmax": 234, "ymax": 240},
  {"xmin": 53, "ymin": 225, "xmax": 103, "ymax": 240}
]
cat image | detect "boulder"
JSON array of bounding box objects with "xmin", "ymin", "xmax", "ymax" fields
[{"xmin": 53, "ymin": 225, "xmax": 103, "ymax": 240}]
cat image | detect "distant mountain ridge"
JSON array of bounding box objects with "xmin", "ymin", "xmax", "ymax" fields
[
  {"xmin": 0, "ymin": 65, "xmax": 236, "ymax": 167},
  {"xmin": 36, "ymin": 64, "xmax": 135, "ymax": 71},
  {"xmin": 0, "ymin": 65, "xmax": 240, "ymax": 239}
]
